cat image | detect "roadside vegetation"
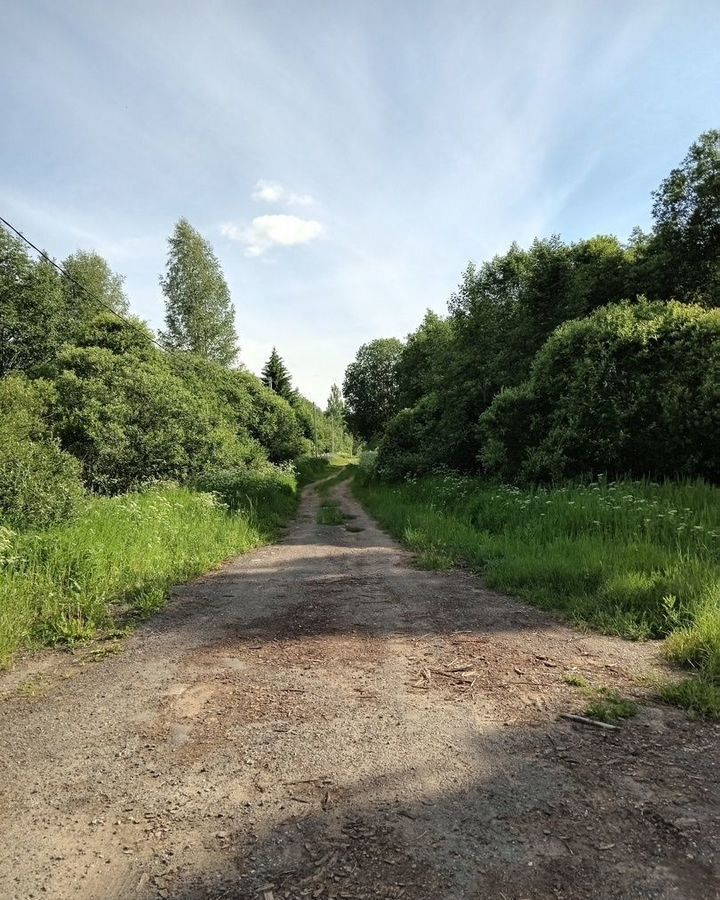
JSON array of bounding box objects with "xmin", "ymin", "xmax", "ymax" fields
[
  {"xmin": 0, "ymin": 215, "xmax": 354, "ymax": 666},
  {"xmin": 354, "ymin": 471, "xmax": 720, "ymax": 716},
  {"xmin": 345, "ymin": 131, "xmax": 720, "ymax": 717}
]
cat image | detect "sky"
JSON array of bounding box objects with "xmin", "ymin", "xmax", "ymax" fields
[{"xmin": 2, "ymin": 0, "xmax": 719, "ymax": 405}]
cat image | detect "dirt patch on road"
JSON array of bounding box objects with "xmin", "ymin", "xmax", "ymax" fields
[{"xmin": 1, "ymin": 479, "xmax": 719, "ymax": 900}]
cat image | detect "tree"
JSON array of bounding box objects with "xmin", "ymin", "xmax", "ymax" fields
[
  {"xmin": 0, "ymin": 230, "xmax": 135, "ymax": 378},
  {"xmin": 62, "ymin": 250, "xmax": 129, "ymax": 317},
  {"xmin": 261, "ymin": 347, "xmax": 294, "ymax": 400},
  {"xmin": 479, "ymin": 299, "xmax": 720, "ymax": 483},
  {"xmin": 648, "ymin": 129, "xmax": 720, "ymax": 306},
  {"xmin": 325, "ymin": 383, "xmax": 345, "ymax": 422},
  {"xmin": 160, "ymin": 218, "xmax": 238, "ymax": 365},
  {"xmin": 396, "ymin": 310, "xmax": 453, "ymax": 409},
  {"xmin": 343, "ymin": 338, "xmax": 403, "ymax": 444},
  {"xmin": 325, "ymin": 383, "xmax": 346, "ymax": 454},
  {"xmin": 0, "ymin": 229, "xmax": 66, "ymax": 376}
]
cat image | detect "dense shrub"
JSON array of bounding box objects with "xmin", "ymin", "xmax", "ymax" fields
[
  {"xmin": 376, "ymin": 401, "xmax": 438, "ymax": 480},
  {"xmin": 480, "ymin": 300, "xmax": 720, "ymax": 482},
  {"xmin": 50, "ymin": 344, "xmax": 254, "ymax": 493},
  {"xmin": 45, "ymin": 318, "xmax": 305, "ymax": 493},
  {"xmin": 168, "ymin": 353, "xmax": 304, "ymax": 463},
  {"xmin": 0, "ymin": 376, "xmax": 85, "ymax": 528}
]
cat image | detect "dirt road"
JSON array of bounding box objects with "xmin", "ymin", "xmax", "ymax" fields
[{"xmin": 1, "ymin": 479, "xmax": 719, "ymax": 900}]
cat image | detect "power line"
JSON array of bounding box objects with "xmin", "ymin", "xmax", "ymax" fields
[{"xmin": 0, "ymin": 214, "xmax": 167, "ymax": 353}]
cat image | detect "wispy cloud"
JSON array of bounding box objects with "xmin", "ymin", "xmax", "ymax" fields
[
  {"xmin": 221, "ymin": 214, "xmax": 324, "ymax": 257},
  {"xmin": 252, "ymin": 179, "xmax": 315, "ymax": 207}
]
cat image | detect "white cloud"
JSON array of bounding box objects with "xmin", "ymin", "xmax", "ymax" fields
[
  {"xmin": 251, "ymin": 179, "xmax": 315, "ymax": 206},
  {"xmin": 221, "ymin": 214, "xmax": 324, "ymax": 256},
  {"xmin": 251, "ymin": 180, "xmax": 285, "ymax": 203}
]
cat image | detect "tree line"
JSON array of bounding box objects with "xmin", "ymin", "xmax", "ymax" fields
[
  {"xmin": 343, "ymin": 129, "xmax": 720, "ymax": 484},
  {"xmin": 0, "ymin": 218, "xmax": 352, "ymax": 529}
]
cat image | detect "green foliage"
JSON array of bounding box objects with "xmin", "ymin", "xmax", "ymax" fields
[
  {"xmin": 326, "ymin": 383, "xmax": 345, "ymax": 422},
  {"xmin": 317, "ymin": 503, "xmax": 345, "ymax": 525},
  {"xmin": 193, "ymin": 465, "xmax": 298, "ymax": 526},
  {"xmin": 343, "ymin": 337, "xmax": 404, "ymax": 444},
  {"xmin": 62, "ymin": 250, "xmax": 130, "ymax": 316},
  {"xmin": 0, "ymin": 233, "xmax": 66, "ymax": 376},
  {"xmin": 660, "ymin": 677, "xmax": 720, "ymax": 719},
  {"xmin": 0, "ymin": 230, "xmax": 131, "ymax": 377},
  {"xmin": 396, "ymin": 310, "xmax": 453, "ymax": 409},
  {"xmin": 0, "ymin": 375, "xmax": 85, "ymax": 528},
  {"xmin": 295, "ymin": 454, "xmax": 356, "ymax": 488},
  {"xmin": 480, "ymin": 300, "xmax": 720, "ymax": 482},
  {"xmin": 649, "ymin": 129, "xmax": 720, "ymax": 307},
  {"xmin": 44, "ymin": 322, "xmax": 306, "ymax": 494},
  {"xmin": 366, "ymin": 130, "xmax": 720, "ymax": 480},
  {"xmin": 353, "ymin": 473, "xmax": 720, "ymax": 715},
  {"xmin": 51, "ymin": 342, "xmax": 240, "ymax": 493},
  {"xmin": 583, "ymin": 688, "xmax": 639, "ymax": 724},
  {"xmin": 160, "ymin": 218, "xmax": 238, "ymax": 365},
  {"xmin": 564, "ymin": 674, "xmax": 639, "ymax": 723},
  {"xmin": 167, "ymin": 352, "xmax": 303, "ymax": 465},
  {"xmin": 0, "ymin": 480, "xmax": 298, "ymax": 666},
  {"xmin": 375, "ymin": 395, "xmax": 446, "ymax": 480},
  {"xmin": 262, "ymin": 347, "xmax": 294, "ymax": 399}
]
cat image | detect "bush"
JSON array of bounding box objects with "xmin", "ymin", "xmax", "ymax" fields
[
  {"xmin": 480, "ymin": 299, "xmax": 720, "ymax": 482},
  {"xmin": 0, "ymin": 376, "xmax": 84, "ymax": 528},
  {"xmin": 168, "ymin": 354, "xmax": 305, "ymax": 464},
  {"xmin": 375, "ymin": 395, "xmax": 450, "ymax": 480}
]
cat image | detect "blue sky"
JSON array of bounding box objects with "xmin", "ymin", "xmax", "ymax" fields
[{"xmin": 2, "ymin": 0, "xmax": 719, "ymax": 405}]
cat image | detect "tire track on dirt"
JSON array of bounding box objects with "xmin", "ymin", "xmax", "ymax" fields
[{"xmin": 1, "ymin": 479, "xmax": 719, "ymax": 899}]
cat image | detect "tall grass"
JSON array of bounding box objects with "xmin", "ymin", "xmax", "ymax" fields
[
  {"xmin": 295, "ymin": 453, "xmax": 357, "ymax": 487},
  {"xmin": 0, "ymin": 473, "xmax": 300, "ymax": 666},
  {"xmin": 354, "ymin": 473, "xmax": 720, "ymax": 716}
]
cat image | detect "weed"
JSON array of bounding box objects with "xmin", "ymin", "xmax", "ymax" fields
[
  {"xmin": 584, "ymin": 687, "xmax": 639, "ymax": 723},
  {"xmin": 318, "ymin": 505, "xmax": 345, "ymax": 526},
  {"xmin": 0, "ymin": 465, "xmax": 306, "ymax": 666},
  {"xmin": 659, "ymin": 677, "xmax": 720, "ymax": 718},
  {"xmin": 353, "ymin": 473, "xmax": 720, "ymax": 717},
  {"xmin": 563, "ymin": 673, "xmax": 590, "ymax": 688}
]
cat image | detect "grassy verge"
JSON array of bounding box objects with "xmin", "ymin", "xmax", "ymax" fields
[
  {"xmin": 296, "ymin": 454, "xmax": 357, "ymax": 488},
  {"xmin": 0, "ymin": 459, "xmax": 338, "ymax": 668},
  {"xmin": 353, "ymin": 473, "xmax": 720, "ymax": 717}
]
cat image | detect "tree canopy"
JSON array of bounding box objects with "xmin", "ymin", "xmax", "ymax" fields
[
  {"xmin": 343, "ymin": 338, "xmax": 404, "ymax": 445},
  {"xmin": 160, "ymin": 218, "xmax": 238, "ymax": 365}
]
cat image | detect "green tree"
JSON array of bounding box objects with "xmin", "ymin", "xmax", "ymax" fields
[
  {"xmin": 396, "ymin": 310, "xmax": 453, "ymax": 409},
  {"xmin": 160, "ymin": 218, "xmax": 238, "ymax": 365},
  {"xmin": 0, "ymin": 374, "xmax": 85, "ymax": 528},
  {"xmin": 325, "ymin": 383, "xmax": 345, "ymax": 422},
  {"xmin": 343, "ymin": 338, "xmax": 403, "ymax": 444},
  {"xmin": 0, "ymin": 230, "xmax": 65, "ymax": 376},
  {"xmin": 479, "ymin": 299, "xmax": 720, "ymax": 483},
  {"xmin": 62, "ymin": 250, "xmax": 129, "ymax": 317},
  {"xmin": 261, "ymin": 347, "xmax": 294, "ymax": 399},
  {"xmin": 648, "ymin": 129, "xmax": 720, "ymax": 306}
]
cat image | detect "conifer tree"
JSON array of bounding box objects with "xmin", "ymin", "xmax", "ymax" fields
[
  {"xmin": 160, "ymin": 218, "xmax": 238, "ymax": 365},
  {"xmin": 261, "ymin": 347, "xmax": 294, "ymax": 399}
]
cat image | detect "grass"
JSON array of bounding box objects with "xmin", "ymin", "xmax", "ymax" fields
[
  {"xmin": 353, "ymin": 472, "xmax": 720, "ymax": 717},
  {"xmin": 315, "ymin": 464, "xmax": 356, "ymax": 526},
  {"xmin": 563, "ymin": 673, "xmax": 639, "ymax": 723},
  {"xmin": 317, "ymin": 505, "xmax": 346, "ymax": 526},
  {"xmin": 0, "ymin": 458, "xmax": 337, "ymax": 668},
  {"xmin": 296, "ymin": 454, "xmax": 358, "ymax": 488}
]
